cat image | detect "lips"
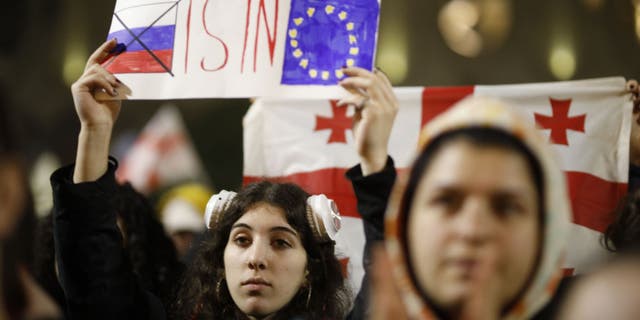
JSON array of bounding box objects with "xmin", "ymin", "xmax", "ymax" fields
[
  {"xmin": 444, "ymin": 257, "xmax": 480, "ymax": 276},
  {"xmin": 241, "ymin": 277, "xmax": 272, "ymax": 287},
  {"xmin": 451, "ymin": 259, "xmax": 478, "ymax": 270}
]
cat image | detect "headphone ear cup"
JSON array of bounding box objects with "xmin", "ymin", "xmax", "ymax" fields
[
  {"xmin": 306, "ymin": 194, "xmax": 342, "ymax": 241},
  {"xmin": 204, "ymin": 190, "xmax": 237, "ymax": 229}
]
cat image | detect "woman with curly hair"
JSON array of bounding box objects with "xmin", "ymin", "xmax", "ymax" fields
[
  {"xmin": 171, "ymin": 181, "xmax": 350, "ymax": 319},
  {"xmin": 51, "ymin": 39, "xmax": 357, "ymax": 319}
]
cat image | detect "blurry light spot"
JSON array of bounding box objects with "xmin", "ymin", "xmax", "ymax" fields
[
  {"xmin": 63, "ymin": 46, "xmax": 87, "ymax": 86},
  {"xmin": 549, "ymin": 46, "xmax": 576, "ymax": 80},
  {"xmin": 309, "ymin": 69, "xmax": 318, "ymax": 78},
  {"xmin": 582, "ymin": 0, "xmax": 604, "ymax": 11},
  {"xmin": 635, "ymin": 3, "xmax": 640, "ymax": 42},
  {"xmin": 29, "ymin": 152, "xmax": 61, "ymax": 218},
  {"xmin": 376, "ymin": 47, "xmax": 408, "ymax": 84},
  {"xmin": 478, "ymin": 0, "xmax": 512, "ymax": 50},
  {"xmin": 438, "ymin": 0, "xmax": 483, "ymax": 57}
]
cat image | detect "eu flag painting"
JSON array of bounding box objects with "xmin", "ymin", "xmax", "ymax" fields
[
  {"xmin": 281, "ymin": 0, "xmax": 380, "ymax": 86},
  {"xmin": 104, "ymin": 1, "xmax": 179, "ymax": 76}
]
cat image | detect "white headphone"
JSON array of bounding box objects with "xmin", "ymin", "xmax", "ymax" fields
[
  {"xmin": 204, "ymin": 190, "xmax": 237, "ymax": 231},
  {"xmin": 204, "ymin": 190, "xmax": 342, "ymax": 242}
]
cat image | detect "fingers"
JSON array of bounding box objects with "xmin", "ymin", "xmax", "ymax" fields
[
  {"xmin": 341, "ymin": 66, "xmax": 373, "ymax": 78},
  {"xmin": 76, "ymin": 74, "xmax": 119, "ymax": 97},
  {"xmin": 88, "ymin": 63, "xmax": 119, "ymax": 86},
  {"xmin": 73, "ymin": 63, "xmax": 120, "ymax": 97},
  {"xmin": 85, "ymin": 39, "xmax": 118, "ymax": 70},
  {"xmin": 626, "ymin": 79, "xmax": 639, "ymax": 94},
  {"xmin": 628, "ymin": 80, "xmax": 640, "ymax": 114},
  {"xmin": 340, "ymin": 67, "xmax": 378, "ymax": 94},
  {"xmin": 374, "ymin": 68, "xmax": 393, "ymax": 88},
  {"xmin": 374, "ymin": 69, "xmax": 398, "ymax": 110},
  {"xmin": 336, "ymin": 95, "xmax": 367, "ymax": 108},
  {"xmin": 339, "ymin": 76, "xmax": 375, "ymax": 92},
  {"xmin": 339, "ymin": 67, "xmax": 397, "ymax": 112}
]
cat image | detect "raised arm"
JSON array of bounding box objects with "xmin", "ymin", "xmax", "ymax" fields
[
  {"xmin": 52, "ymin": 40, "xmax": 166, "ymax": 319},
  {"xmin": 340, "ymin": 68, "xmax": 399, "ymax": 320},
  {"xmin": 338, "ymin": 67, "xmax": 398, "ymax": 175},
  {"xmin": 71, "ymin": 39, "xmax": 122, "ymax": 183}
]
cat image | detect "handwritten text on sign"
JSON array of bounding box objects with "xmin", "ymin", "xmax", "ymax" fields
[{"xmin": 103, "ymin": 0, "xmax": 380, "ymax": 99}]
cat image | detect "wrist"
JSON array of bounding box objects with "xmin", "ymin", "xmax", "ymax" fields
[
  {"xmin": 80, "ymin": 122, "xmax": 114, "ymax": 134},
  {"xmin": 74, "ymin": 126, "xmax": 113, "ymax": 183},
  {"xmin": 360, "ymin": 152, "xmax": 388, "ymax": 176}
]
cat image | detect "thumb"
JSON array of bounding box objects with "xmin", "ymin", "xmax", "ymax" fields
[{"xmin": 86, "ymin": 39, "xmax": 119, "ymax": 70}]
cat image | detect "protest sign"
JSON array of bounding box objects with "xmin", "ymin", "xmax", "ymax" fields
[{"xmin": 103, "ymin": 0, "xmax": 380, "ymax": 99}]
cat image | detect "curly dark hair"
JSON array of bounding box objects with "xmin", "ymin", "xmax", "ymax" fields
[
  {"xmin": 603, "ymin": 189, "xmax": 640, "ymax": 253},
  {"xmin": 171, "ymin": 181, "xmax": 350, "ymax": 319}
]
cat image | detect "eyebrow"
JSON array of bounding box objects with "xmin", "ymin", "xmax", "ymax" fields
[
  {"xmin": 431, "ymin": 184, "xmax": 533, "ymax": 198},
  {"xmin": 231, "ymin": 223, "xmax": 299, "ymax": 237}
]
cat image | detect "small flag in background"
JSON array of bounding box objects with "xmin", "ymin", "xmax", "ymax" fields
[
  {"xmin": 243, "ymin": 77, "xmax": 631, "ymax": 295},
  {"xmin": 104, "ymin": 1, "xmax": 179, "ymax": 75},
  {"xmin": 117, "ymin": 105, "xmax": 209, "ymax": 195},
  {"xmin": 281, "ymin": 0, "xmax": 380, "ymax": 85}
]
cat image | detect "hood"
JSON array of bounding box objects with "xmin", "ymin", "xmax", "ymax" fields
[{"xmin": 384, "ymin": 96, "xmax": 572, "ymax": 319}]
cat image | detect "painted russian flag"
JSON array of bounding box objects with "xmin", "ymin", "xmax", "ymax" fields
[{"xmin": 104, "ymin": 1, "xmax": 179, "ymax": 75}]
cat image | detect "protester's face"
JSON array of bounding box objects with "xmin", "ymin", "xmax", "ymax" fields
[
  {"xmin": 407, "ymin": 140, "xmax": 540, "ymax": 314},
  {"xmin": 224, "ymin": 203, "xmax": 307, "ymax": 317}
]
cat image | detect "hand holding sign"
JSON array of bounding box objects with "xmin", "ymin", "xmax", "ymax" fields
[
  {"xmin": 71, "ymin": 39, "xmax": 124, "ymax": 182},
  {"xmin": 102, "ymin": 0, "xmax": 381, "ymax": 99}
]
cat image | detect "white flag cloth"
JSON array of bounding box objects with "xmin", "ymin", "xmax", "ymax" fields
[
  {"xmin": 243, "ymin": 77, "xmax": 631, "ymax": 293},
  {"xmin": 117, "ymin": 105, "xmax": 209, "ymax": 195}
]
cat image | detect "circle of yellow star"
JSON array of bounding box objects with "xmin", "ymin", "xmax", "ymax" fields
[{"xmin": 288, "ymin": 6, "xmax": 361, "ymax": 81}]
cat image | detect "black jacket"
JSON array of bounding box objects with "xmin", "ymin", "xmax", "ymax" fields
[
  {"xmin": 51, "ymin": 159, "xmax": 166, "ymax": 320},
  {"xmin": 345, "ymin": 157, "xmax": 396, "ymax": 320}
]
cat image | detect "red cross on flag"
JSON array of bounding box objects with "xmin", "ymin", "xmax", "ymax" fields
[{"xmin": 243, "ymin": 77, "xmax": 631, "ymax": 293}]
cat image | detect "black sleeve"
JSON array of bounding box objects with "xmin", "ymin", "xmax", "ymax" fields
[
  {"xmin": 345, "ymin": 156, "xmax": 396, "ymax": 320},
  {"xmin": 50, "ymin": 158, "xmax": 165, "ymax": 320}
]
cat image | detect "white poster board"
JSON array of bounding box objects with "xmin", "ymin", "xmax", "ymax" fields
[{"xmin": 103, "ymin": 0, "xmax": 381, "ymax": 99}]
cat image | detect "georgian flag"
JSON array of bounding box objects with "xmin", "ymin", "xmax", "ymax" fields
[
  {"xmin": 243, "ymin": 77, "xmax": 631, "ymax": 293},
  {"xmin": 116, "ymin": 105, "xmax": 209, "ymax": 195}
]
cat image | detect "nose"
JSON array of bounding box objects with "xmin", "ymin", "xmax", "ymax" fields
[
  {"xmin": 454, "ymin": 198, "xmax": 495, "ymax": 244},
  {"xmin": 247, "ymin": 239, "xmax": 269, "ymax": 270}
]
